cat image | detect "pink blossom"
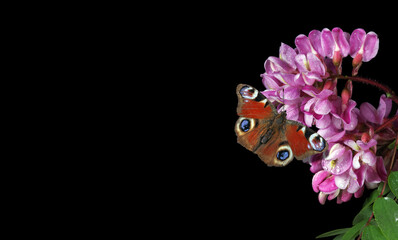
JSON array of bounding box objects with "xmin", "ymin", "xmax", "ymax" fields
[
  {"xmin": 330, "ymin": 28, "xmax": 350, "ymax": 60},
  {"xmin": 300, "ymin": 28, "xmax": 350, "ymax": 69},
  {"xmin": 335, "ymin": 156, "xmax": 385, "ymax": 196},
  {"xmin": 375, "ymin": 156, "xmax": 388, "ymax": 181},
  {"xmin": 331, "ymin": 97, "xmax": 358, "ymax": 126},
  {"xmin": 337, "ymin": 189, "xmax": 354, "ymax": 203},
  {"xmin": 261, "ymin": 74, "xmax": 282, "ymax": 90},
  {"xmin": 344, "ymin": 139, "xmax": 377, "ymax": 168},
  {"xmin": 302, "ymin": 86, "xmax": 334, "ymax": 114},
  {"xmin": 295, "ymin": 34, "xmax": 319, "ymax": 56},
  {"xmin": 315, "ymin": 114, "xmax": 331, "ymax": 129},
  {"xmin": 354, "ymin": 162, "xmax": 382, "ymax": 189},
  {"xmin": 264, "ymin": 56, "xmax": 295, "ymax": 74},
  {"xmin": 261, "ymin": 88, "xmax": 283, "ymax": 104},
  {"xmin": 312, "ymin": 170, "xmax": 339, "ymax": 205},
  {"xmin": 343, "ymin": 139, "xmax": 387, "ymax": 187},
  {"xmin": 350, "ymin": 29, "xmax": 379, "ymax": 63},
  {"xmin": 315, "ymin": 85, "xmax": 359, "ymax": 145},
  {"xmin": 308, "ymin": 29, "xmax": 334, "ymax": 58},
  {"xmin": 312, "ymin": 170, "xmax": 332, "ymax": 193},
  {"xmin": 350, "ymin": 29, "xmax": 379, "ymax": 75},
  {"xmin": 279, "ymin": 43, "xmax": 297, "ymax": 69},
  {"xmin": 317, "ymin": 124, "xmax": 345, "ymax": 143},
  {"xmin": 301, "ymin": 86, "xmax": 334, "ymax": 126},
  {"xmin": 309, "ymin": 153, "xmax": 324, "ymax": 173},
  {"xmin": 295, "ymin": 53, "xmax": 326, "ymax": 76},
  {"xmin": 334, "ymin": 168, "xmax": 361, "ymax": 194},
  {"xmin": 360, "ymin": 94, "xmax": 392, "ymax": 125},
  {"xmin": 322, "ymin": 143, "xmax": 352, "ymax": 175},
  {"xmin": 257, "ymin": 27, "xmax": 389, "ymax": 204},
  {"xmin": 296, "ymin": 28, "xmax": 350, "ymax": 59}
]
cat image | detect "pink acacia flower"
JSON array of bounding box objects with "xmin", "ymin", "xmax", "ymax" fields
[
  {"xmin": 312, "ymin": 170, "xmax": 339, "ymax": 205},
  {"xmin": 301, "ymin": 86, "xmax": 334, "ymax": 126},
  {"xmin": 335, "ymin": 156, "xmax": 387, "ymax": 197},
  {"xmin": 316, "ymin": 90, "xmax": 359, "ymax": 144},
  {"xmin": 322, "ymin": 143, "xmax": 352, "ymax": 175},
  {"xmin": 264, "ymin": 56, "xmax": 296, "ymax": 74},
  {"xmin": 313, "ymin": 169, "xmax": 357, "ymax": 204},
  {"xmin": 360, "ymin": 94, "xmax": 392, "ymax": 125},
  {"xmin": 296, "ymin": 28, "xmax": 350, "ymax": 71},
  {"xmin": 350, "ymin": 29, "xmax": 379, "ymax": 76},
  {"xmin": 344, "ymin": 139, "xmax": 377, "ymax": 169},
  {"xmin": 259, "ymin": 27, "xmax": 391, "ymax": 204},
  {"xmin": 337, "ymin": 138, "xmax": 385, "ymax": 195},
  {"xmin": 311, "ymin": 95, "xmax": 389, "ymax": 204},
  {"xmin": 312, "ymin": 143, "xmax": 353, "ymax": 204}
]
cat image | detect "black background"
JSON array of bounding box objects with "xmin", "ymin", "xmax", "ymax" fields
[{"xmin": 176, "ymin": 20, "xmax": 397, "ymax": 239}]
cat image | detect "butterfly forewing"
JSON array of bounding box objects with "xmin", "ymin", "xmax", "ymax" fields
[{"xmin": 236, "ymin": 84, "xmax": 277, "ymax": 119}]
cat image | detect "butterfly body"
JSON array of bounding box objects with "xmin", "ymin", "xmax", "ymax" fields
[{"xmin": 235, "ymin": 84, "xmax": 328, "ymax": 167}]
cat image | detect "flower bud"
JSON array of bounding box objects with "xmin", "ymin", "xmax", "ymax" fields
[
  {"xmin": 333, "ymin": 50, "xmax": 342, "ymax": 68},
  {"xmin": 341, "ymin": 80, "xmax": 353, "ymax": 106},
  {"xmin": 323, "ymin": 78, "xmax": 337, "ymax": 91},
  {"xmin": 361, "ymin": 132, "xmax": 371, "ymax": 143},
  {"xmin": 331, "ymin": 28, "xmax": 350, "ymax": 73},
  {"xmin": 352, "ymin": 54, "xmax": 363, "ymax": 76}
]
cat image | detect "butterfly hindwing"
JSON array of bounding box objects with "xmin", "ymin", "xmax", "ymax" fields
[
  {"xmin": 253, "ymin": 125, "xmax": 295, "ymax": 166},
  {"xmin": 285, "ymin": 121, "xmax": 328, "ymax": 160}
]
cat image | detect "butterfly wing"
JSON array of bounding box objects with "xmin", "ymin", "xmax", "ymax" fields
[
  {"xmin": 235, "ymin": 84, "xmax": 286, "ymax": 166},
  {"xmin": 236, "ymin": 115, "xmax": 296, "ymax": 167},
  {"xmin": 253, "ymin": 125, "xmax": 293, "ymax": 166},
  {"xmin": 285, "ymin": 121, "xmax": 328, "ymax": 160},
  {"xmin": 236, "ymin": 84, "xmax": 277, "ymax": 119},
  {"xmin": 235, "ymin": 84, "xmax": 277, "ymax": 152}
]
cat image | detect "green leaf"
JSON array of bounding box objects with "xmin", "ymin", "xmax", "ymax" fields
[
  {"xmin": 353, "ymin": 205, "xmax": 373, "ymax": 225},
  {"xmin": 383, "ymin": 182, "xmax": 391, "ymax": 196},
  {"xmin": 333, "ymin": 234, "xmax": 343, "ymax": 240},
  {"xmin": 386, "ymin": 191, "xmax": 395, "ymax": 199},
  {"xmin": 362, "ymin": 225, "xmax": 388, "ymax": 240},
  {"xmin": 388, "ymin": 171, "xmax": 398, "ymax": 198},
  {"xmin": 362, "ymin": 183, "xmax": 390, "ymax": 209},
  {"xmin": 363, "ymin": 184, "xmax": 383, "ymax": 208},
  {"xmin": 387, "ymin": 140, "xmax": 397, "ymax": 150},
  {"xmin": 341, "ymin": 219, "xmax": 367, "ymax": 240},
  {"xmin": 316, "ymin": 228, "xmax": 350, "ymax": 238},
  {"xmin": 368, "ymin": 219, "xmax": 377, "ymax": 226},
  {"xmin": 373, "ymin": 197, "xmax": 398, "ymax": 240}
]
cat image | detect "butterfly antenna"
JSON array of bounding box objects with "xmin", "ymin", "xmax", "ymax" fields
[{"xmin": 281, "ymin": 87, "xmax": 286, "ymax": 112}]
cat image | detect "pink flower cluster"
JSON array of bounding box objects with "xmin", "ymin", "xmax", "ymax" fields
[{"xmin": 260, "ymin": 27, "xmax": 395, "ymax": 204}]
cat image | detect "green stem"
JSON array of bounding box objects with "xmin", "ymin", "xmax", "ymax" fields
[
  {"xmin": 374, "ymin": 115, "xmax": 398, "ymax": 134},
  {"xmin": 385, "ymin": 133, "xmax": 398, "ymax": 177}
]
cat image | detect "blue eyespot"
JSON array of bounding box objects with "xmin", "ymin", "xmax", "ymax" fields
[
  {"xmin": 240, "ymin": 119, "xmax": 250, "ymax": 132},
  {"xmin": 277, "ymin": 150, "xmax": 289, "ymax": 161}
]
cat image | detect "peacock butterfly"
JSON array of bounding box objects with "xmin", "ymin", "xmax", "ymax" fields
[{"xmin": 235, "ymin": 84, "xmax": 328, "ymax": 167}]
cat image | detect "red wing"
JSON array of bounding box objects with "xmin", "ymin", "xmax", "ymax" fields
[
  {"xmin": 236, "ymin": 84, "xmax": 276, "ymax": 120},
  {"xmin": 285, "ymin": 122, "xmax": 328, "ymax": 160},
  {"xmin": 253, "ymin": 132, "xmax": 285, "ymax": 166}
]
